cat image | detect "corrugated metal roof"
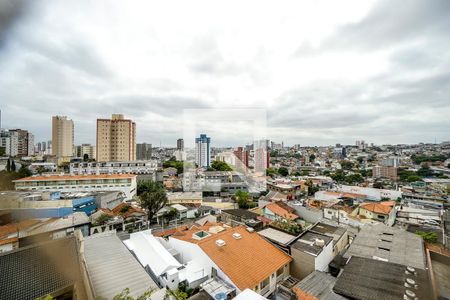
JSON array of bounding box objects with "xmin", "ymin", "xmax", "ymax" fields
[
  {"xmin": 84, "ymin": 231, "xmax": 158, "ymax": 299},
  {"xmin": 294, "ymin": 271, "xmax": 346, "ymax": 300}
]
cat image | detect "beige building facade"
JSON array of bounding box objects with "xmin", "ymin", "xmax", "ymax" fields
[
  {"xmin": 52, "ymin": 116, "xmax": 74, "ymax": 158},
  {"xmin": 96, "ymin": 114, "xmax": 136, "ymax": 162}
]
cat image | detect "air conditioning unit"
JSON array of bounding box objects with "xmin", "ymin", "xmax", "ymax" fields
[
  {"xmin": 232, "ymin": 233, "xmax": 242, "ymax": 240},
  {"xmin": 216, "ymin": 239, "xmax": 226, "ymax": 247},
  {"xmin": 246, "ymin": 227, "xmax": 254, "ymax": 233}
]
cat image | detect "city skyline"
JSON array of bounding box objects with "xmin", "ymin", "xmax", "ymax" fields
[{"xmin": 1, "ymin": 1, "xmax": 450, "ymax": 146}]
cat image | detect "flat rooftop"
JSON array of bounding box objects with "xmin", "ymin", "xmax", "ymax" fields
[
  {"xmin": 84, "ymin": 231, "xmax": 158, "ymax": 299},
  {"xmin": 309, "ymin": 222, "xmax": 347, "ymax": 243},
  {"xmin": 343, "ymin": 223, "xmax": 426, "ymax": 269},
  {"xmin": 291, "ymin": 231, "xmax": 333, "ymax": 256},
  {"xmin": 257, "ymin": 227, "xmax": 297, "ymax": 245}
]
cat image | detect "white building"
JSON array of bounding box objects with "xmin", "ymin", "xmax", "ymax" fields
[
  {"xmin": 70, "ymin": 160, "xmax": 157, "ymax": 175},
  {"xmin": 0, "ymin": 130, "xmax": 19, "ymax": 157},
  {"xmin": 215, "ymin": 151, "xmax": 236, "ymax": 167},
  {"xmin": 173, "ymin": 150, "xmax": 186, "ymax": 161},
  {"xmin": 13, "ymin": 174, "xmax": 137, "ymax": 200},
  {"xmin": 195, "ymin": 134, "xmax": 211, "ymax": 168},
  {"xmin": 126, "ymin": 224, "xmax": 291, "ymax": 298},
  {"xmin": 335, "ymin": 185, "xmax": 402, "ymax": 201}
]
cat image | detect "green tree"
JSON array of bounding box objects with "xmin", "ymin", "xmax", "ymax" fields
[
  {"xmin": 139, "ymin": 182, "xmax": 168, "ymax": 224},
  {"xmin": 415, "ymin": 231, "xmax": 438, "ymax": 243},
  {"xmin": 36, "ymin": 166, "xmax": 46, "ymax": 174},
  {"xmin": 137, "ymin": 180, "xmax": 164, "ymax": 196},
  {"xmin": 18, "ymin": 165, "xmax": 32, "ymax": 178},
  {"xmin": 407, "ymin": 175, "xmax": 422, "ymax": 182},
  {"xmin": 266, "ymin": 167, "xmax": 278, "ymax": 177},
  {"xmin": 163, "ymin": 160, "xmax": 189, "ymax": 174},
  {"xmin": 235, "ymin": 190, "xmax": 251, "ymax": 209},
  {"xmin": 11, "ymin": 160, "xmax": 16, "ymax": 172},
  {"xmin": 0, "ymin": 147, "xmax": 5, "ymax": 156},
  {"xmin": 309, "ymin": 154, "xmax": 316, "ymax": 162},
  {"xmin": 341, "ymin": 160, "xmax": 354, "ymax": 170},
  {"xmin": 210, "ymin": 160, "xmax": 233, "ymax": 171},
  {"xmin": 330, "ymin": 170, "xmax": 346, "ymax": 182},
  {"xmin": 417, "ymin": 166, "xmax": 433, "ymax": 177},
  {"xmin": 6, "ymin": 158, "xmax": 11, "ymax": 172},
  {"xmin": 304, "ymin": 179, "xmax": 319, "ymax": 196},
  {"xmin": 94, "ymin": 213, "xmax": 112, "ymax": 226},
  {"xmin": 120, "ymin": 205, "xmax": 131, "ymax": 214},
  {"xmin": 373, "ymin": 182, "xmax": 384, "ymax": 189},
  {"xmin": 83, "ymin": 153, "xmax": 89, "ymax": 161},
  {"xmin": 344, "ymin": 173, "xmax": 363, "ymax": 184},
  {"xmin": 278, "ymin": 167, "xmax": 289, "ymax": 177},
  {"xmin": 164, "ymin": 288, "xmax": 188, "ymax": 300}
]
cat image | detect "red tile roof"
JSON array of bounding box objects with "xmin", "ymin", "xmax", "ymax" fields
[
  {"xmin": 265, "ymin": 202, "xmax": 299, "ymax": 220},
  {"xmin": 0, "ymin": 219, "xmax": 42, "ymax": 239},
  {"xmin": 197, "ymin": 226, "xmax": 292, "ymax": 291},
  {"xmin": 360, "ymin": 201, "xmax": 394, "ymax": 215}
]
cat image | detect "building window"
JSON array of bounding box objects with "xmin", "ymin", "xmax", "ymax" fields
[{"xmin": 260, "ymin": 277, "xmax": 270, "ymax": 290}]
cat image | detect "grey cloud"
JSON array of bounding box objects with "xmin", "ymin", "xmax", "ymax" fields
[{"xmin": 0, "ymin": 0, "xmax": 27, "ymax": 46}]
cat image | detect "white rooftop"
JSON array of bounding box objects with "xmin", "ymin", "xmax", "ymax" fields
[
  {"xmin": 257, "ymin": 227, "xmax": 296, "ymax": 245},
  {"xmin": 124, "ymin": 229, "xmax": 182, "ymax": 276},
  {"xmin": 84, "ymin": 231, "xmax": 158, "ymax": 299}
]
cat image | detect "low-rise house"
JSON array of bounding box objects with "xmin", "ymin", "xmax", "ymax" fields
[
  {"xmin": 263, "ymin": 202, "xmax": 299, "ymax": 222},
  {"xmin": 257, "ymin": 227, "xmax": 297, "ymax": 254},
  {"xmin": 222, "ymin": 209, "xmax": 259, "ymax": 226},
  {"xmin": 127, "ymin": 223, "xmax": 292, "ymax": 298},
  {"xmin": 0, "ymin": 212, "xmax": 90, "ymax": 252},
  {"xmin": 309, "ymin": 222, "xmax": 348, "ymax": 257},
  {"xmin": 171, "ymin": 204, "xmax": 188, "ymax": 220},
  {"xmin": 353, "ymin": 201, "xmax": 396, "ymax": 225},
  {"xmin": 167, "ymin": 192, "xmax": 203, "ymax": 205},
  {"xmin": 290, "ymin": 230, "xmax": 334, "ymax": 280},
  {"xmin": 90, "ymin": 202, "xmax": 146, "ymax": 234},
  {"xmin": 81, "ymin": 231, "xmax": 159, "ymax": 299}
]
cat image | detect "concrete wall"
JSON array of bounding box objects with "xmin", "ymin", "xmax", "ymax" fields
[{"xmin": 290, "ymin": 247, "xmax": 314, "ymax": 280}]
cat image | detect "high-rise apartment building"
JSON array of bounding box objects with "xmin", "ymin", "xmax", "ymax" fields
[
  {"xmin": 0, "ymin": 130, "xmax": 19, "ymax": 157},
  {"xmin": 372, "ymin": 165, "xmax": 398, "ymax": 181},
  {"xmin": 96, "ymin": 114, "xmax": 136, "ymax": 162},
  {"xmin": 136, "ymin": 143, "xmax": 152, "ymax": 160},
  {"xmin": 254, "ymin": 139, "xmax": 270, "ymax": 174},
  {"xmin": 177, "ymin": 138, "xmax": 184, "ymax": 151},
  {"xmin": 52, "ymin": 116, "xmax": 74, "ymax": 158},
  {"xmin": 9, "ymin": 129, "xmax": 34, "ymax": 157},
  {"xmin": 195, "ymin": 134, "xmax": 211, "ymax": 168},
  {"xmin": 233, "ymin": 146, "xmax": 249, "ymax": 169}
]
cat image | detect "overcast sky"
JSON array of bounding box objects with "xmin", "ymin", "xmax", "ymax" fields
[{"xmin": 0, "ymin": 0, "xmax": 449, "ymax": 147}]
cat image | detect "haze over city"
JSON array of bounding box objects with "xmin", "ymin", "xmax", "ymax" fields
[{"xmin": 1, "ymin": 0, "xmax": 449, "ymax": 146}]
